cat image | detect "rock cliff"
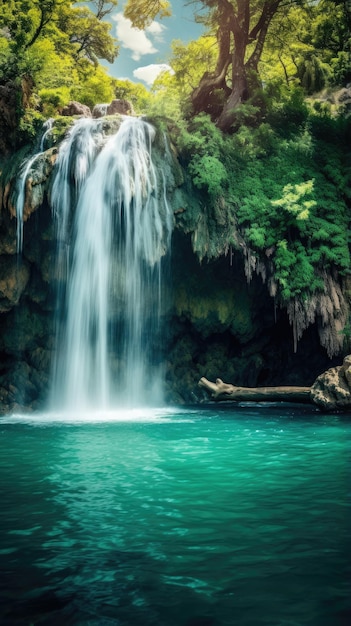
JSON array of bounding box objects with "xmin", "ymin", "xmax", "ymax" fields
[{"xmin": 0, "ymin": 104, "xmax": 348, "ymax": 412}]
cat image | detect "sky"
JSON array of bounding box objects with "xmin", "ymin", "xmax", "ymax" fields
[{"xmin": 102, "ymin": 1, "xmax": 205, "ymax": 86}]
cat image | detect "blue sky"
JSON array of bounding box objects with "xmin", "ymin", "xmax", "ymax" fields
[{"xmin": 102, "ymin": 1, "xmax": 205, "ymax": 86}]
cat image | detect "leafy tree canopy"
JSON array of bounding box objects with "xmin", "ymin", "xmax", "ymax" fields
[
  {"xmin": 124, "ymin": 0, "xmax": 171, "ymax": 28},
  {"xmin": 0, "ymin": 0, "xmax": 118, "ymax": 115},
  {"xmin": 127, "ymin": 0, "xmax": 350, "ymax": 130}
]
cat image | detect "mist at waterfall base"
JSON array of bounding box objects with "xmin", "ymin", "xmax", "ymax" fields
[
  {"xmin": 1, "ymin": 405, "xmax": 350, "ymax": 625},
  {"xmin": 48, "ymin": 116, "xmax": 172, "ymax": 411}
]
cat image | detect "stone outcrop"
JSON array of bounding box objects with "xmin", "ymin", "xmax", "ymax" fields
[
  {"xmin": 0, "ymin": 76, "xmax": 34, "ymax": 154},
  {"xmin": 61, "ymin": 101, "xmax": 92, "ymax": 117},
  {"xmin": 5, "ymin": 149, "xmax": 58, "ymax": 222},
  {"xmin": 106, "ymin": 99, "xmax": 134, "ymax": 116},
  {"xmin": 311, "ymin": 355, "xmax": 351, "ymax": 411},
  {"xmin": 60, "ymin": 99, "xmax": 134, "ymax": 119},
  {"xmin": 0, "ymin": 256, "xmax": 30, "ymax": 312},
  {"xmin": 0, "ymin": 82, "xmax": 18, "ymax": 155}
]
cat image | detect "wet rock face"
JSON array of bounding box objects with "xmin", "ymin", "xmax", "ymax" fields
[
  {"xmin": 311, "ymin": 355, "xmax": 351, "ymax": 411},
  {"xmin": 0, "ymin": 257, "xmax": 30, "ymax": 312},
  {"xmin": 0, "ymin": 77, "xmax": 34, "ymax": 155},
  {"xmin": 0, "ymin": 113, "xmax": 345, "ymax": 412},
  {"xmin": 0, "ymin": 82, "xmax": 19, "ymax": 155},
  {"xmin": 0, "ymin": 141, "xmax": 57, "ymax": 413}
]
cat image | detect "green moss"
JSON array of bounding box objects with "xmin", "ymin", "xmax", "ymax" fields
[
  {"xmin": 49, "ymin": 117, "xmax": 75, "ymax": 145},
  {"xmin": 18, "ymin": 108, "xmax": 46, "ymax": 146},
  {"xmin": 174, "ymin": 282, "xmax": 257, "ymax": 343}
]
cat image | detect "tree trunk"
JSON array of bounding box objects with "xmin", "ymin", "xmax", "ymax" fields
[
  {"xmin": 216, "ymin": 4, "xmax": 248, "ymax": 131},
  {"xmin": 216, "ymin": 71, "xmax": 247, "ymax": 131},
  {"xmin": 191, "ymin": 24, "xmax": 232, "ymax": 118},
  {"xmin": 199, "ymin": 377, "xmax": 312, "ymax": 403},
  {"xmin": 191, "ymin": 0, "xmax": 283, "ymax": 131}
]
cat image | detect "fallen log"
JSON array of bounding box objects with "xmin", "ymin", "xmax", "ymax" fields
[{"xmin": 199, "ymin": 377, "xmax": 312, "ymax": 403}]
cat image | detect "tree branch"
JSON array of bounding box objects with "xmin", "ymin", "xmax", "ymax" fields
[{"xmin": 199, "ymin": 377, "xmax": 312, "ymax": 403}]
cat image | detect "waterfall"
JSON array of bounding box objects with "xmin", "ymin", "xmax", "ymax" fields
[
  {"xmin": 15, "ymin": 118, "xmax": 54, "ymax": 253},
  {"xmin": 40, "ymin": 118, "xmax": 54, "ymax": 151},
  {"xmin": 51, "ymin": 116, "xmax": 173, "ymax": 410},
  {"xmin": 16, "ymin": 155, "xmax": 40, "ymax": 253}
]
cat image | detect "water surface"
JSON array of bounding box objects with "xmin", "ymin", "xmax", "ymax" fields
[{"xmin": 0, "ymin": 404, "xmax": 350, "ymax": 625}]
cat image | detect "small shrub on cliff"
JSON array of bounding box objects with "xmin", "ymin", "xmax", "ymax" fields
[
  {"xmin": 18, "ymin": 108, "xmax": 45, "ymax": 145},
  {"xmin": 38, "ymin": 87, "xmax": 71, "ymax": 117},
  {"xmin": 189, "ymin": 155, "xmax": 227, "ymax": 196},
  {"xmin": 176, "ymin": 113, "xmax": 227, "ymax": 197}
]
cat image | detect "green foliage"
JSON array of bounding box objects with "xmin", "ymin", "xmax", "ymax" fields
[
  {"xmin": 189, "ymin": 155, "xmax": 227, "ymax": 196},
  {"xmin": 149, "ymin": 35, "xmax": 219, "ymax": 121},
  {"xmin": 177, "ymin": 103, "xmax": 351, "ymax": 304},
  {"xmin": 271, "ymin": 180, "xmax": 316, "ymax": 221},
  {"xmin": 148, "ymin": 76, "xmax": 183, "ymax": 122},
  {"xmin": 330, "ymin": 51, "xmax": 351, "ymax": 86},
  {"xmin": 1, "ymin": 0, "xmax": 350, "ymax": 312},
  {"xmin": 267, "ymin": 87, "xmax": 309, "ymax": 137},
  {"xmin": 176, "ymin": 114, "xmax": 226, "ymax": 197},
  {"xmin": 297, "ymin": 54, "xmax": 331, "ymax": 94},
  {"xmin": 261, "ymin": 0, "xmax": 351, "ymax": 94},
  {"xmin": 124, "ymin": 0, "xmax": 171, "ymax": 29},
  {"xmin": 70, "ymin": 64, "xmax": 114, "ymax": 109},
  {"xmin": 177, "ymin": 113, "xmax": 225, "ymax": 160},
  {"xmin": 0, "ymin": 0, "xmax": 118, "ymax": 124},
  {"xmin": 48, "ymin": 116, "xmax": 75, "ymax": 144},
  {"xmin": 18, "ymin": 108, "xmax": 45, "ymax": 144},
  {"xmin": 38, "ymin": 87, "xmax": 71, "ymax": 117},
  {"xmin": 113, "ymin": 79, "xmax": 151, "ymax": 114}
]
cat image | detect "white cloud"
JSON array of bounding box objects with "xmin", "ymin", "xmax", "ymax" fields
[
  {"xmin": 113, "ymin": 13, "xmax": 165, "ymax": 61},
  {"xmin": 133, "ymin": 64, "xmax": 174, "ymax": 86},
  {"xmin": 146, "ymin": 21, "xmax": 165, "ymax": 41}
]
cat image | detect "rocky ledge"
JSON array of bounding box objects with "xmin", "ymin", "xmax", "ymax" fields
[{"xmin": 310, "ymin": 355, "xmax": 351, "ymax": 411}]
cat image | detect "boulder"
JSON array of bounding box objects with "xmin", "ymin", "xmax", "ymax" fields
[
  {"xmin": 61, "ymin": 101, "xmax": 92, "ymax": 117},
  {"xmin": 311, "ymin": 355, "xmax": 351, "ymax": 411},
  {"xmin": 106, "ymin": 99, "xmax": 134, "ymax": 116}
]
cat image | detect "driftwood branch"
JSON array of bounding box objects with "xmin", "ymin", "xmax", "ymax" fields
[{"xmin": 199, "ymin": 377, "xmax": 312, "ymax": 403}]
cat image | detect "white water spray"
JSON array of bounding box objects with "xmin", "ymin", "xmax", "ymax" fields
[
  {"xmin": 51, "ymin": 116, "xmax": 173, "ymax": 410},
  {"xmin": 40, "ymin": 118, "xmax": 54, "ymax": 151},
  {"xmin": 16, "ymin": 154, "xmax": 39, "ymax": 253},
  {"xmin": 15, "ymin": 119, "xmax": 54, "ymax": 253}
]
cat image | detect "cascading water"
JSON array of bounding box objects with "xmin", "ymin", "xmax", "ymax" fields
[
  {"xmin": 51, "ymin": 116, "xmax": 173, "ymax": 410},
  {"xmin": 16, "ymin": 155, "xmax": 39, "ymax": 253},
  {"xmin": 15, "ymin": 118, "xmax": 54, "ymax": 253}
]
